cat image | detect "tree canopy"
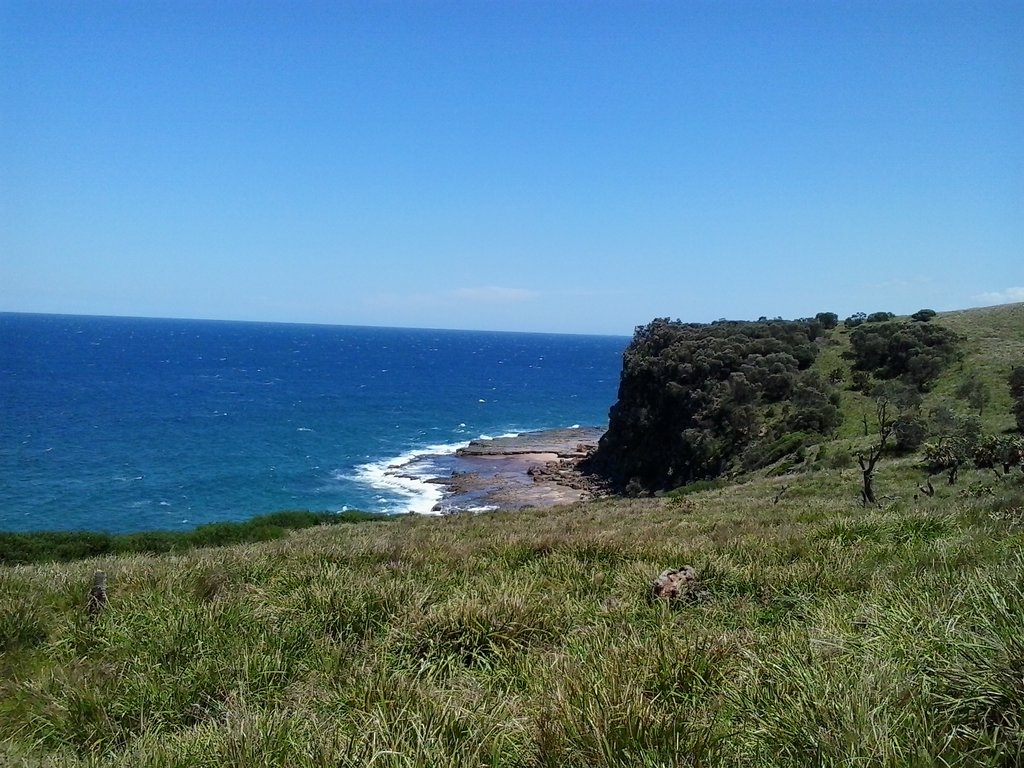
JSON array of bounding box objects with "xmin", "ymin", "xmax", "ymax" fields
[{"xmin": 847, "ymin": 319, "xmax": 959, "ymax": 390}]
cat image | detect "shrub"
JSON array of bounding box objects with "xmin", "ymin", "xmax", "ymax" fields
[
  {"xmin": 112, "ymin": 531, "xmax": 181, "ymax": 555},
  {"xmin": 971, "ymin": 435, "xmax": 1024, "ymax": 472},
  {"xmin": 0, "ymin": 532, "xmax": 115, "ymax": 565},
  {"xmin": 827, "ymin": 451, "xmax": 854, "ymax": 470},
  {"xmin": 1010, "ymin": 366, "xmax": 1024, "ymax": 400},
  {"xmin": 850, "ymin": 370, "xmax": 872, "ymax": 393},
  {"xmin": 668, "ymin": 478, "xmax": 729, "ymax": 496},
  {"xmin": 922, "ymin": 435, "xmax": 980, "ymax": 483}
]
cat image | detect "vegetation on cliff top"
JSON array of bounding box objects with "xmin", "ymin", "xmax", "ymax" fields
[{"xmin": 588, "ymin": 304, "xmax": 1017, "ymax": 497}]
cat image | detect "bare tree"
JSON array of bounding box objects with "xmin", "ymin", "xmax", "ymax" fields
[{"xmin": 858, "ymin": 398, "xmax": 895, "ymax": 506}]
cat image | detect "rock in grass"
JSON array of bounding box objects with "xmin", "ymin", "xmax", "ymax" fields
[{"xmin": 650, "ymin": 566, "xmax": 699, "ymax": 602}]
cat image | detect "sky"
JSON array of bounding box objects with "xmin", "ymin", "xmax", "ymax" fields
[{"xmin": 1, "ymin": 1, "xmax": 1021, "ymax": 335}]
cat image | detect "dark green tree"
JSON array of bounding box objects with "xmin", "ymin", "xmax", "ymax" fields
[
  {"xmin": 1010, "ymin": 366, "xmax": 1024, "ymax": 432},
  {"xmin": 1010, "ymin": 366, "xmax": 1024, "ymax": 400},
  {"xmin": 955, "ymin": 374, "xmax": 991, "ymax": 416},
  {"xmin": 866, "ymin": 311, "xmax": 895, "ymax": 323},
  {"xmin": 848, "ymin": 319, "xmax": 959, "ymax": 391},
  {"xmin": 815, "ymin": 312, "xmax": 839, "ymax": 330}
]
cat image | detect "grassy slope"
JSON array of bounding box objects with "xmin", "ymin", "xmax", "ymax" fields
[
  {"xmin": 809, "ymin": 303, "xmax": 1022, "ymax": 459},
  {"xmin": 1, "ymin": 304, "xmax": 1022, "ymax": 768},
  {"xmin": 935, "ymin": 302, "xmax": 1024, "ymax": 431}
]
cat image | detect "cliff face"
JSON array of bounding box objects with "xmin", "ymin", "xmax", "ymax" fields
[{"xmin": 584, "ymin": 316, "xmax": 839, "ymax": 492}]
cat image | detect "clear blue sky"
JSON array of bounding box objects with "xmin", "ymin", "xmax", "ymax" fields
[{"xmin": 2, "ymin": 1, "xmax": 1021, "ymax": 335}]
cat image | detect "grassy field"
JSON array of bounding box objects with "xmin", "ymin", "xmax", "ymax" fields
[{"xmin": 1, "ymin": 304, "xmax": 1022, "ymax": 767}]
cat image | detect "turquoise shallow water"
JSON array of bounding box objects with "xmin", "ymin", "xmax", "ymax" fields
[{"xmin": 0, "ymin": 313, "xmax": 627, "ymax": 533}]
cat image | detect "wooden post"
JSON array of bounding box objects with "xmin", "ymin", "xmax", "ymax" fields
[{"xmin": 87, "ymin": 570, "xmax": 107, "ymax": 616}]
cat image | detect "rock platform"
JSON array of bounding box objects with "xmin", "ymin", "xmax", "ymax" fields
[{"xmin": 432, "ymin": 426, "xmax": 609, "ymax": 512}]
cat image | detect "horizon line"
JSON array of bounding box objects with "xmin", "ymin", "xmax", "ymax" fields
[{"xmin": 0, "ymin": 309, "xmax": 635, "ymax": 340}]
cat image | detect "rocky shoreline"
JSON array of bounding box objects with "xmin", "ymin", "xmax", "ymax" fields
[{"xmin": 429, "ymin": 426, "xmax": 610, "ymax": 512}]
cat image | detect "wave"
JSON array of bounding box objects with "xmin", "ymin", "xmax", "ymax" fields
[
  {"xmin": 462, "ymin": 504, "xmax": 499, "ymax": 513},
  {"xmin": 346, "ymin": 426, "xmax": 546, "ymax": 515},
  {"xmin": 349, "ymin": 438, "xmax": 472, "ymax": 515}
]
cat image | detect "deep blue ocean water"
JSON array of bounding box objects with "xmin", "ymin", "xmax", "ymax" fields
[{"xmin": 0, "ymin": 313, "xmax": 628, "ymax": 533}]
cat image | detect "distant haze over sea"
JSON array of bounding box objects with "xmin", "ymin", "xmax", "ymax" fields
[{"xmin": 0, "ymin": 314, "xmax": 628, "ymax": 533}]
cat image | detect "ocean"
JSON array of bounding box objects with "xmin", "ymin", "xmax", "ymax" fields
[{"xmin": 0, "ymin": 313, "xmax": 628, "ymax": 533}]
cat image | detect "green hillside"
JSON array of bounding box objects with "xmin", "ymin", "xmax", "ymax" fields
[
  {"xmin": 820, "ymin": 303, "xmax": 1022, "ymax": 439},
  {"xmin": 934, "ymin": 303, "xmax": 1024, "ymax": 427},
  {"xmin": 1, "ymin": 304, "xmax": 1022, "ymax": 767}
]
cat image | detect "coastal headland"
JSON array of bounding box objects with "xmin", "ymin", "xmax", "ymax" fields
[{"xmin": 429, "ymin": 426, "xmax": 608, "ymax": 512}]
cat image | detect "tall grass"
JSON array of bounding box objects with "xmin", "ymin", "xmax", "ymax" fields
[{"xmin": 2, "ymin": 460, "xmax": 1022, "ymax": 766}]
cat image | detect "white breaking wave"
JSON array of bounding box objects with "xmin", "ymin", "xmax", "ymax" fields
[
  {"xmin": 350, "ymin": 439, "xmax": 470, "ymax": 515},
  {"xmin": 477, "ymin": 432, "xmax": 520, "ymax": 441},
  {"xmin": 347, "ymin": 426, "xmax": 577, "ymax": 515}
]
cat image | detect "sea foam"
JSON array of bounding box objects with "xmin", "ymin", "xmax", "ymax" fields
[{"xmin": 351, "ymin": 439, "xmax": 468, "ymax": 515}]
